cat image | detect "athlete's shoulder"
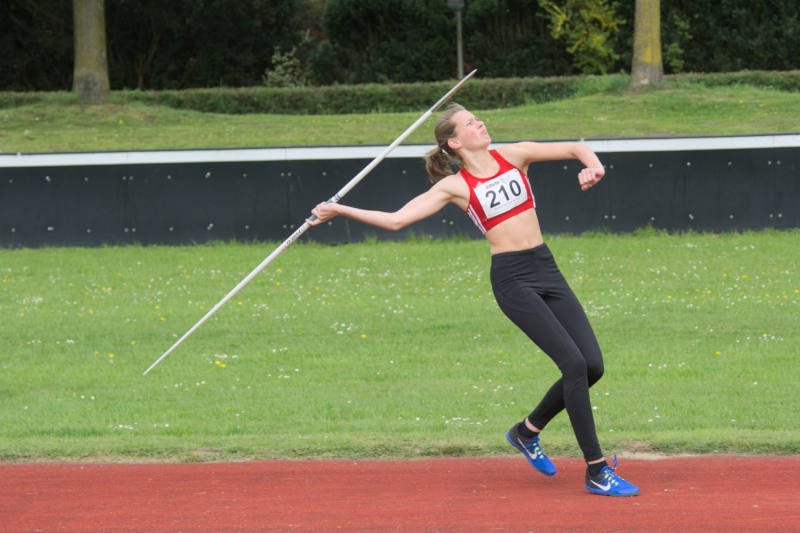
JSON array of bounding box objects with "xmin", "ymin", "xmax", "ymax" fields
[
  {"xmin": 432, "ymin": 173, "xmax": 469, "ymax": 200},
  {"xmin": 496, "ymin": 142, "xmax": 541, "ymax": 167}
]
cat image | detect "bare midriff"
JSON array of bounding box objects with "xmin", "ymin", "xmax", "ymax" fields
[{"xmin": 484, "ymin": 208, "xmax": 544, "ymax": 255}]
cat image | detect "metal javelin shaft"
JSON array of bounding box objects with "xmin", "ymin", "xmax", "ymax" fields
[{"xmin": 142, "ymin": 69, "xmax": 477, "ymax": 375}]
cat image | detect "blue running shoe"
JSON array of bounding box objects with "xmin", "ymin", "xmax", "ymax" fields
[
  {"xmin": 506, "ymin": 423, "xmax": 557, "ymax": 476},
  {"xmin": 584, "ymin": 456, "xmax": 640, "ymax": 497}
]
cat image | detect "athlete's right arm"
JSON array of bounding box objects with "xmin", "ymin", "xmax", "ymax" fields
[{"xmin": 308, "ymin": 176, "xmax": 465, "ymax": 231}]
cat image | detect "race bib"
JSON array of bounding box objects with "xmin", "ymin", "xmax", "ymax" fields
[{"xmin": 473, "ymin": 169, "xmax": 529, "ymax": 218}]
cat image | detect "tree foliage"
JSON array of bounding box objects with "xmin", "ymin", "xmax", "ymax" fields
[
  {"xmin": 462, "ymin": 0, "xmax": 574, "ymax": 78},
  {"xmin": 538, "ymin": 0, "xmax": 624, "ymax": 74},
  {"xmin": 0, "ymin": 1, "xmax": 73, "ymax": 90},
  {"xmin": 317, "ymin": 0, "xmax": 453, "ymax": 83},
  {"xmin": 1, "ymin": 0, "xmax": 799, "ymax": 91},
  {"xmin": 660, "ymin": 0, "xmax": 800, "ymax": 73},
  {"xmin": 105, "ymin": 0, "xmax": 308, "ymax": 89}
]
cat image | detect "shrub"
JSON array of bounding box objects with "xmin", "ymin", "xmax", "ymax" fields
[
  {"xmin": 669, "ymin": 70, "xmax": 800, "ymax": 92},
  {"xmin": 113, "ymin": 76, "xmax": 582, "ymax": 115},
  {"xmin": 5, "ymin": 71, "xmax": 798, "ymax": 113}
]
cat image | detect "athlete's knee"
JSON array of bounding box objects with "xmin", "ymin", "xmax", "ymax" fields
[
  {"xmin": 559, "ymin": 354, "xmax": 589, "ymax": 381},
  {"xmin": 559, "ymin": 351, "xmax": 603, "ymax": 386},
  {"xmin": 587, "ymin": 360, "xmax": 604, "ymax": 386}
]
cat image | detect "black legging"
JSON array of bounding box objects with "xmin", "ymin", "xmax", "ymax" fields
[{"xmin": 490, "ymin": 243, "xmax": 604, "ymax": 462}]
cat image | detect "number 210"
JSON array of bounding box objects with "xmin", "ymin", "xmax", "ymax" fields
[{"xmin": 485, "ymin": 179, "xmax": 523, "ymax": 208}]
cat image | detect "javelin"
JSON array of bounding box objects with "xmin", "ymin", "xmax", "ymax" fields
[{"xmin": 143, "ymin": 69, "xmax": 477, "ymax": 375}]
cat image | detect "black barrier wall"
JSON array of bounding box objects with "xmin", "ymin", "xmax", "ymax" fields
[{"xmin": 1, "ymin": 137, "xmax": 798, "ymax": 247}]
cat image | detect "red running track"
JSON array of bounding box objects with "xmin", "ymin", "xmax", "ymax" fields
[{"xmin": 1, "ymin": 455, "xmax": 798, "ymax": 532}]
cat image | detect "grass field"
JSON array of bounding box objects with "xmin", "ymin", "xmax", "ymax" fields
[
  {"xmin": 2, "ymin": 230, "xmax": 798, "ymax": 461},
  {"xmin": 2, "ymin": 76, "xmax": 800, "ymax": 152},
  {"xmin": 2, "ymin": 75, "xmax": 798, "ymax": 461}
]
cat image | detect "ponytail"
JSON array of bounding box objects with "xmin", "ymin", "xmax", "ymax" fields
[
  {"xmin": 424, "ymin": 103, "xmax": 465, "ymax": 183},
  {"xmin": 425, "ymin": 146, "xmax": 462, "ymax": 183}
]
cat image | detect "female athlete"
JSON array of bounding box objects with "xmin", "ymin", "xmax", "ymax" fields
[{"xmin": 308, "ymin": 103, "xmax": 639, "ymax": 497}]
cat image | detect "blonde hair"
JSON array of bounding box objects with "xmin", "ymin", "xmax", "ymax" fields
[{"xmin": 424, "ymin": 103, "xmax": 465, "ymax": 183}]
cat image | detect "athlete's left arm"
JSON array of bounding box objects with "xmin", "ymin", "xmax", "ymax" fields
[{"xmin": 498, "ymin": 142, "xmax": 604, "ymax": 191}]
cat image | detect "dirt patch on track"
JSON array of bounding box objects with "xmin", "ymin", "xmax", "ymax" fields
[{"xmin": 2, "ymin": 455, "xmax": 798, "ymax": 532}]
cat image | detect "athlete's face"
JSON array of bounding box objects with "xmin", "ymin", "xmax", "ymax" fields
[{"xmin": 449, "ymin": 110, "xmax": 491, "ymax": 151}]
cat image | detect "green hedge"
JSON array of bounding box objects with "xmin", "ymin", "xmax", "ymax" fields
[
  {"xmin": 118, "ymin": 70, "xmax": 800, "ymax": 114},
  {"xmin": 111, "ymin": 75, "xmax": 580, "ymax": 115},
  {"xmin": 0, "ymin": 93, "xmax": 43, "ymax": 108},
  {"xmin": 668, "ymin": 70, "xmax": 800, "ymax": 92},
  {"xmin": 3, "ymin": 71, "xmax": 799, "ymax": 114}
]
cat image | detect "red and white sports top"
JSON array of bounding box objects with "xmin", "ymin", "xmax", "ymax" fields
[{"xmin": 460, "ymin": 150, "xmax": 535, "ymax": 234}]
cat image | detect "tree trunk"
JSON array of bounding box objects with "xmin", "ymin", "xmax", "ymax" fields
[
  {"xmin": 73, "ymin": 0, "xmax": 109, "ymax": 103},
  {"xmin": 631, "ymin": 0, "xmax": 663, "ymax": 88}
]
